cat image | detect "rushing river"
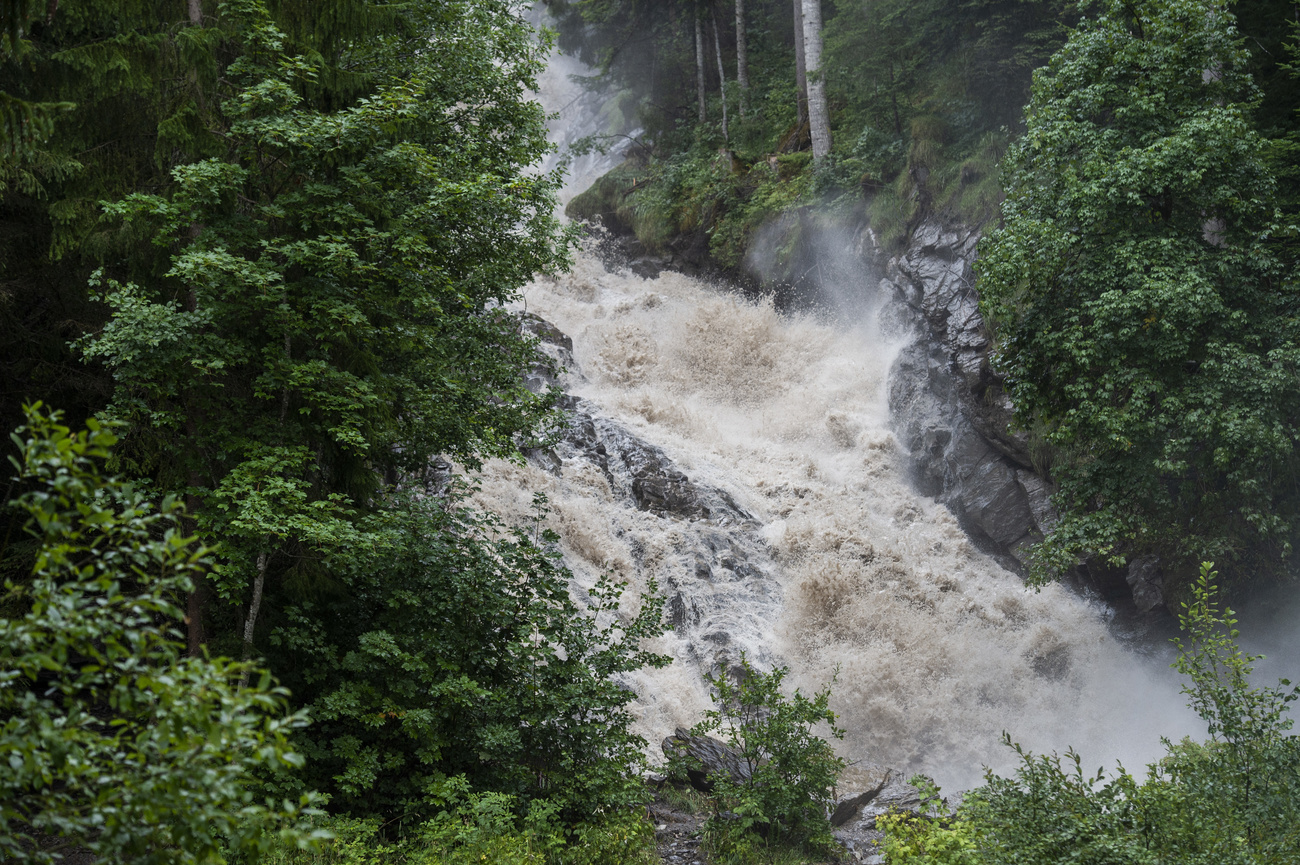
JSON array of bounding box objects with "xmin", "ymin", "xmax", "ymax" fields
[{"xmin": 470, "ymin": 10, "xmax": 1205, "ymax": 792}]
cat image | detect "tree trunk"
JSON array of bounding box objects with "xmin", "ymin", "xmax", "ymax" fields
[
  {"xmin": 793, "ymin": 0, "xmax": 808, "ymax": 132},
  {"xmin": 801, "ymin": 0, "xmax": 831, "ymax": 161},
  {"xmin": 713, "ymin": 10, "xmax": 729, "ymax": 143},
  {"xmin": 735, "ymin": 0, "xmax": 749, "ymax": 118},
  {"xmin": 187, "ymin": 0, "xmax": 200, "ymax": 25},
  {"xmin": 238, "ymin": 548, "xmax": 269, "ymax": 688},
  {"xmin": 695, "ymin": 7, "xmax": 708, "ymax": 125}
]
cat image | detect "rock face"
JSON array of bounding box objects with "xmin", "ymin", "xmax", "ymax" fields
[
  {"xmin": 878, "ymin": 221, "xmax": 1053, "ymax": 573},
  {"xmin": 661, "ymin": 727, "xmax": 753, "ymax": 793},
  {"xmin": 1126, "ymin": 555, "xmax": 1165, "ymax": 614}
]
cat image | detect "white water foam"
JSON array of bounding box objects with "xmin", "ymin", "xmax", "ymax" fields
[
  {"xmin": 474, "ymin": 8, "xmax": 1205, "ymax": 791},
  {"xmin": 470, "ymin": 247, "xmax": 1201, "ymax": 790}
]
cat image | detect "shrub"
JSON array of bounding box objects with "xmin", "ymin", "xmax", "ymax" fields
[
  {"xmin": 878, "ymin": 776, "xmax": 981, "ymax": 865},
  {"xmin": 673, "ymin": 655, "xmax": 844, "ymax": 862},
  {"xmin": 970, "ymin": 563, "xmax": 1300, "ymax": 865},
  {"xmin": 267, "ymin": 486, "xmax": 671, "ymax": 824},
  {"xmin": 0, "ymin": 406, "xmax": 320, "ymax": 864}
]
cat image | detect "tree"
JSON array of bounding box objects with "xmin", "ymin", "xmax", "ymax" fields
[
  {"xmin": 267, "ymin": 489, "xmax": 670, "ymax": 822},
  {"xmin": 801, "ymin": 0, "xmax": 831, "ymax": 160},
  {"xmin": 78, "ymin": 0, "xmax": 566, "ymax": 656},
  {"xmin": 713, "ymin": 7, "xmax": 730, "ymax": 142},
  {"xmin": 0, "ymin": 406, "xmax": 319, "ymax": 864},
  {"xmin": 793, "ymin": 0, "xmax": 808, "ymax": 130},
  {"xmin": 670, "ymin": 656, "xmax": 844, "ymax": 858},
  {"xmin": 735, "ymin": 0, "xmax": 749, "ymax": 116},
  {"xmin": 696, "ymin": 2, "xmax": 709, "ymax": 124},
  {"xmin": 978, "ymin": 0, "xmax": 1300, "ymax": 585}
]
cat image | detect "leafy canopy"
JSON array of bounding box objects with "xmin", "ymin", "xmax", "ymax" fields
[{"xmin": 977, "ymin": 0, "xmax": 1300, "ymax": 584}]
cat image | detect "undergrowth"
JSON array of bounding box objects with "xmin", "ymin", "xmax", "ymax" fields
[{"xmin": 567, "ymin": 122, "xmax": 1008, "ymax": 284}]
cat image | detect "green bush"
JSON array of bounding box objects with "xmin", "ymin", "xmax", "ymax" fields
[
  {"xmin": 0, "ymin": 406, "xmax": 320, "ymax": 864},
  {"xmin": 879, "ymin": 776, "xmax": 981, "ymax": 865},
  {"xmin": 970, "ymin": 563, "xmax": 1300, "ymax": 865},
  {"xmin": 266, "ymin": 486, "xmax": 670, "ymax": 824},
  {"xmin": 672, "ymin": 656, "xmax": 844, "ymax": 863},
  {"xmin": 252, "ymin": 794, "xmax": 656, "ymax": 865}
]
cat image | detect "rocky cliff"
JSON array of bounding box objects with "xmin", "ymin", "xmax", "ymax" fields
[{"xmin": 874, "ymin": 221, "xmax": 1053, "ymax": 574}]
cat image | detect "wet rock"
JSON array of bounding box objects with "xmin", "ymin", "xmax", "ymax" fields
[
  {"xmin": 831, "ymin": 765, "xmax": 893, "ymax": 827},
  {"xmin": 540, "ymin": 364, "xmax": 783, "ymax": 683},
  {"xmin": 520, "ymin": 312, "xmax": 578, "ymax": 394},
  {"xmin": 1126, "ymin": 555, "xmax": 1165, "ymax": 614},
  {"xmin": 521, "ymin": 446, "xmax": 562, "ymax": 476},
  {"xmin": 833, "ymin": 770, "xmax": 938, "ymax": 861},
  {"xmin": 662, "ymin": 727, "xmax": 752, "ymax": 793},
  {"xmin": 881, "ymin": 219, "xmax": 1050, "ymax": 572}
]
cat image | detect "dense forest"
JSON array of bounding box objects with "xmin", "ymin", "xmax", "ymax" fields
[{"xmin": 2, "ymin": 0, "xmax": 1300, "ymax": 863}]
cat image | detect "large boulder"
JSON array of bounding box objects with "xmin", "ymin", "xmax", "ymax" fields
[
  {"xmin": 830, "ymin": 765, "xmax": 893, "ymax": 827},
  {"xmin": 661, "ymin": 727, "xmax": 752, "ymax": 793}
]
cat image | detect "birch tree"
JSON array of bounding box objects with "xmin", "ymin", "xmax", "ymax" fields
[
  {"xmin": 801, "ymin": 0, "xmax": 831, "ymax": 160},
  {"xmin": 735, "ymin": 0, "xmax": 749, "ymax": 117}
]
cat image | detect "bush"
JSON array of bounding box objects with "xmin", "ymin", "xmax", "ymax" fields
[
  {"xmin": 672, "ymin": 656, "xmax": 844, "ymax": 862},
  {"xmin": 266, "ymin": 486, "xmax": 670, "ymax": 824},
  {"xmin": 970, "ymin": 563, "xmax": 1300, "ymax": 865},
  {"xmin": 0, "ymin": 406, "xmax": 320, "ymax": 864},
  {"xmin": 878, "ymin": 776, "xmax": 981, "ymax": 865},
  {"xmin": 251, "ymin": 794, "xmax": 656, "ymax": 865}
]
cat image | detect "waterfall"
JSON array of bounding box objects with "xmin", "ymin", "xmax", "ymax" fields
[{"xmin": 481, "ymin": 6, "xmax": 1204, "ymax": 793}]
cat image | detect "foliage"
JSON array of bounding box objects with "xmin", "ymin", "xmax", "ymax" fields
[
  {"xmin": 969, "ymin": 563, "xmax": 1300, "ymax": 865},
  {"xmin": 548, "ymin": 0, "xmax": 1073, "ymax": 281},
  {"xmin": 0, "ymin": 405, "xmax": 322, "ymax": 864},
  {"xmin": 267, "ymin": 486, "xmax": 670, "ymax": 823},
  {"xmin": 249, "ymin": 796, "xmax": 655, "ymax": 865},
  {"xmin": 878, "ymin": 778, "xmax": 981, "ymax": 865},
  {"xmin": 78, "ymin": 0, "xmax": 566, "ymax": 644},
  {"xmin": 669, "ymin": 656, "xmax": 843, "ymax": 862},
  {"xmin": 977, "ymin": 0, "xmax": 1300, "ymax": 585}
]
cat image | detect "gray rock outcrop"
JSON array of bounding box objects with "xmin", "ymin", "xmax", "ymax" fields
[
  {"xmin": 877, "ymin": 221, "xmax": 1052, "ymax": 573},
  {"xmin": 661, "ymin": 727, "xmax": 753, "ymax": 793}
]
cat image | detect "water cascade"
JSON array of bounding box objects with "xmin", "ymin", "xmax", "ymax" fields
[{"xmin": 474, "ymin": 10, "xmax": 1205, "ymax": 794}]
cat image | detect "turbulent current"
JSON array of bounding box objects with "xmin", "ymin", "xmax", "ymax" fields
[
  {"xmin": 473, "ymin": 248, "xmax": 1200, "ymax": 790},
  {"xmin": 470, "ymin": 14, "xmax": 1204, "ymax": 792}
]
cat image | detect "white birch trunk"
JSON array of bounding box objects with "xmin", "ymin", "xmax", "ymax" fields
[
  {"xmin": 238, "ymin": 548, "xmax": 269, "ymax": 688},
  {"xmin": 735, "ymin": 0, "xmax": 749, "ymax": 118},
  {"xmin": 793, "ymin": 0, "xmax": 808, "ymax": 132},
  {"xmin": 801, "ymin": 0, "xmax": 831, "ymax": 161}
]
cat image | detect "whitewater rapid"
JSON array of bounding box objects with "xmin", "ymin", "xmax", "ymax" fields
[
  {"xmin": 475, "ymin": 10, "xmax": 1204, "ymax": 791},
  {"xmin": 467, "ymin": 240, "xmax": 1200, "ymax": 790}
]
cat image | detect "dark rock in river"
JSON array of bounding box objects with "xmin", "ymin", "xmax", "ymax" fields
[{"xmin": 661, "ymin": 726, "xmax": 752, "ymax": 793}]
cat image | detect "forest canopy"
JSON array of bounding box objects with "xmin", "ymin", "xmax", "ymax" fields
[{"xmin": 1, "ymin": 0, "xmax": 667, "ymax": 858}]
